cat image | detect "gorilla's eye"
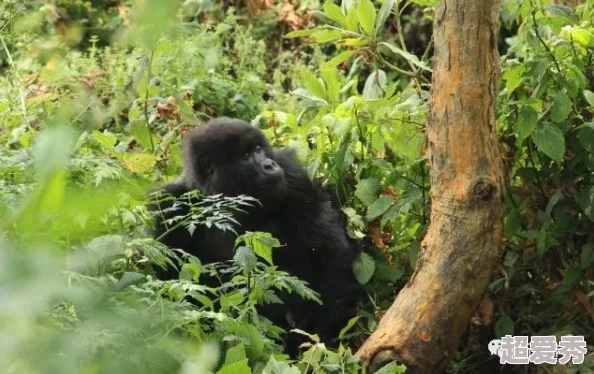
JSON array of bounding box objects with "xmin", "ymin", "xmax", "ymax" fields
[
  {"xmin": 243, "ymin": 152, "xmax": 251, "ymax": 160},
  {"xmin": 254, "ymin": 145, "xmax": 262, "ymax": 152}
]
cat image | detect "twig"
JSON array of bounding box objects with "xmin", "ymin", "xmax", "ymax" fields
[
  {"xmin": 144, "ymin": 50, "xmax": 156, "ymax": 153},
  {"xmin": 529, "ymin": 1, "xmax": 562, "ymax": 74}
]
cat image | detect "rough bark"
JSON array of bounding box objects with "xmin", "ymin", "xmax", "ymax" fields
[{"xmin": 355, "ymin": 1, "xmax": 504, "ymax": 372}]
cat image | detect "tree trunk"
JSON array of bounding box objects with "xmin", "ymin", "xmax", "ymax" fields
[{"xmin": 356, "ymin": 1, "xmax": 504, "ymax": 372}]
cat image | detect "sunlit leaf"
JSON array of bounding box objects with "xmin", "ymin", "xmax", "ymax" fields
[{"xmin": 357, "ymin": 0, "xmax": 376, "ymax": 37}]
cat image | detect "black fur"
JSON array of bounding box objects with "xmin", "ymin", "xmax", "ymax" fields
[{"xmin": 152, "ymin": 117, "xmax": 359, "ymax": 353}]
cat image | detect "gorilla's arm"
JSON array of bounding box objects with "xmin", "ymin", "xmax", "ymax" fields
[{"xmin": 273, "ymin": 149, "xmax": 360, "ymax": 336}]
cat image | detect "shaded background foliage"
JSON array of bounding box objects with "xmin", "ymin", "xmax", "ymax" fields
[{"xmin": 0, "ymin": 0, "xmax": 593, "ymax": 373}]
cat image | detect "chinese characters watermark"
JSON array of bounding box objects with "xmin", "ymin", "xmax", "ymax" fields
[{"xmin": 489, "ymin": 335, "xmax": 587, "ymax": 365}]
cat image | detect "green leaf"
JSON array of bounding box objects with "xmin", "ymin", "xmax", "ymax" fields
[
  {"xmin": 544, "ymin": 4, "xmax": 577, "ymax": 24},
  {"xmin": 503, "ymin": 64, "xmax": 525, "ymax": 94},
  {"xmin": 216, "ymin": 359, "xmax": 251, "ymax": 374},
  {"xmin": 353, "ymin": 252, "xmax": 376, "ymax": 285},
  {"xmin": 344, "ymin": 6, "xmax": 359, "ymax": 32},
  {"xmin": 357, "ymin": 0, "xmax": 376, "ymax": 37},
  {"xmin": 515, "ymin": 106, "xmax": 538, "ymax": 140},
  {"xmin": 263, "ymin": 356, "xmax": 300, "ymax": 374},
  {"xmin": 300, "ymin": 69, "xmax": 327, "ymax": 100},
  {"xmin": 550, "ymin": 92, "xmax": 572, "ymax": 123},
  {"xmin": 577, "ymin": 123, "xmax": 594, "ymax": 153},
  {"xmin": 494, "ymin": 315, "xmax": 514, "ymax": 337},
  {"xmin": 123, "ymin": 153, "xmax": 157, "ymax": 174},
  {"xmin": 311, "ymin": 28, "xmax": 344, "ymax": 43},
  {"xmin": 338, "ymin": 316, "xmax": 361, "ymax": 338},
  {"xmin": 234, "ymin": 246, "xmax": 257, "ymax": 272},
  {"xmin": 531, "ymin": 122, "xmax": 565, "ymax": 162},
  {"xmin": 563, "ymin": 27, "xmax": 594, "ymax": 47},
  {"xmin": 92, "ymin": 130, "xmax": 118, "ymax": 148},
  {"xmin": 375, "ymin": 261, "xmax": 403, "ymax": 282},
  {"xmin": 363, "ymin": 69, "xmax": 387, "ymax": 99},
  {"xmin": 285, "ymin": 29, "xmax": 317, "ymax": 38},
  {"xmin": 326, "ymin": 50, "xmax": 355, "ymax": 67},
  {"xmin": 114, "ymin": 272, "xmax": 145, "ymax": 291},
  {"xmin": 224, "ymin": 344, "xmax": 247, "ymax": 365},
  {"xmin": 557, "ymin": 267, "xmax": 581, "ymax": 294},
  {"xmin": 374, "ymin": 362, "xmax": 407, "ymax": 374},
  {"xmin": 581, "ymin": 243, "xmax": 594, "ymax": 269},
  {"xmin": 320, "ymin": 68, "xmax": 341, "ymax": 102},
  {"xmin": 379, "ymin": 42, "xmax": 430, "ymax": 71},
  {"xmin": 324, "ymin": 2, "xmax": 346, "ymax": 26},
  {"xmin": 579, "ymin": 185, "xmax": 594, "ymax": 222},
  {"xmin": 232, "ymin": 324, "xmax": 265, "ymax": 358},
  {"xmin": 355, "ymin": 178, "xmax": 381, "ymax": 205},
  {"xmin": 367, "ymin": 195, "xmax": 395, "ymax": 220},
  {"xmin": 504, "ymin": 210, "xmax": 522, "ymax": 239},
  {"xmin": 179, "ymin": 260, "xmax": 201, "ymax": 281},
  {"xmin": 235, "ymin": 232, "xmax": 281, "ymax": 266},
  {"xmin": 375, "ymin": 0, "xmax": 395, "ymax": 35},
  {"xmin": 583, "ymin": 90, "xmax": 594, "ymax": 107}
]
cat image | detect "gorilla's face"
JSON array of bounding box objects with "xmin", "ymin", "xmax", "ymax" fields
[{"xmin": 185, "ymin": 118, "xmax": 288, "ymax": 208}]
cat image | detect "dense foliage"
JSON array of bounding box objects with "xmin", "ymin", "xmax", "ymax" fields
[{"xmin": 0, "ymin": 0, "xmax": 592, "ymax": 373}]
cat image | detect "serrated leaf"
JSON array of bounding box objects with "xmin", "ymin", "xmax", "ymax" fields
[
  {"xmin": 550, "ymin": 92, "xmax": 572, "ymax": 123},
  {"xmin": 564, "ymin": 27, "xmax": 594, "ymax": 47},
  {"xmin": 224, "ymin": 344, "xmax": 247, "ymax": 365},
  {"xmin": 263, "ymin": 356, "xmax": 300, "ymax": 374},
  {"xmin": 179, "ymin": 260, "xmax": 201, "ymax": 281},
  {"xmin": 236, "ymin": 231, "xmax": 281, "ymax": 266},
  {"xmin": 216, "ymin": 359, "xmax": 251, "ymax": 374},
  {"xmin": 531, "ymin": 122, "xmax": 565, "ymax": 162},
  {"xmin": 367, "ymin": 195, "xmax": 395, "ymax": 220},
  {"xmin": 115, "ymin": 272, "xmax": 145, "ymax": 291},
  {"xmin": 324, "ymin": 2, "xmax": 346, "ymax": 26},
  {"xmin": 375, "ymin": 0, "xmax": 395, "ymax": 35},
  {"xmin": 355, "ymin": 178, "xmax": 381, "ymax": 205},
  {"xmin": 515, "ymin": 106, "xmax": 538, "ymax": 140},
  {"xmin": 234, "ymin": 246, "xmax": 257, "ymax": 273},
  {"xmin": 357, "ymin": 0, "xmax": 376, "ymax": 37},
  {"xmin": 544, "ymin": 4, "xmax": 577, "ymax": 24},
  {"xmin": 353, "ymin": 252, "xmax": 376, "ymax": 285}
]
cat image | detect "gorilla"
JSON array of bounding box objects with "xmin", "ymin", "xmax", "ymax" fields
[{"xmin": 152, "ymin": 117, "xmax": 359, "ymax": 354}]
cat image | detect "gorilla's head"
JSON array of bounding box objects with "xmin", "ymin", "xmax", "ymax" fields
[{"xmin": 182, "ymin": 118, "xmax": 288, "ymax": 207}]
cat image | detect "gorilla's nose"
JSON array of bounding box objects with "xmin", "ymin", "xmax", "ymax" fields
[{"xmin": 261, "ymin": 159, "xmax": 283, "ymax": 179}]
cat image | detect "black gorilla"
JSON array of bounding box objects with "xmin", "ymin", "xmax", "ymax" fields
[{"xmin": 152, "ymin": 117, "xmax": 359, "ymax": 352}]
